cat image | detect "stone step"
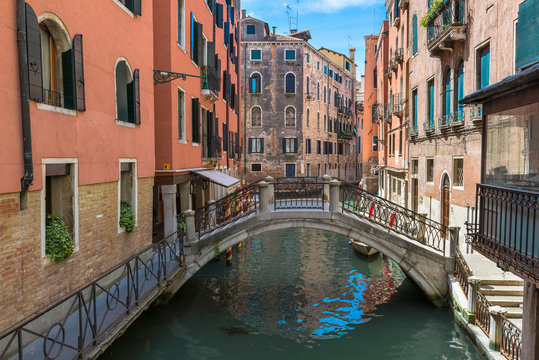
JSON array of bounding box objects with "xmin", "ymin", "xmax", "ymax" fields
[
  {"xmin": 505, "ymin": 306, "xmax": 523, "ymax": 319},
  {"xmin": 479, "ymin": 279, "xmax": 524, "ymax": 286},
  {"xmin": 479, "ymin": 284, "xmax": 524, "ymax": 296},
  {"xmin": 485, "ymin": 295, "xmax": 523, "ymax": 307}
]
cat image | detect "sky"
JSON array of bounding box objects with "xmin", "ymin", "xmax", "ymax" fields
[{"xmin": 241, "ymin": 0, "xmax": 388, "ymax": 80}]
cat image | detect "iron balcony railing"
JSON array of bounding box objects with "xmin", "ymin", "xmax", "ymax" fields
[
  {"xmin": 423, "ymin": 120, "xmax": 435, "ymax": 133},
  {"xmin": 338, "ymin": 131, "xmax": 354, "ymax": 140},
  {"xmin": 470, "ymin": 184, "xmax": 539, "ymax": 283},
  {"xmin": 371, "ymin": 104, "xmax": 379, "ymax": 123},
  {"xmin": 501, "ymin": 315, "xmax": 522, "ymax": 360},
  {"xmin": 438, "ymin": 114, "xmax": 451, "ymax": 129},
  {"xmin": 470, "ymin": 106, "xmax": 483, "ymax": 121},
  {"xmin": 408, "ymin": 125, "xmax": 418, "ymax": 138},
  {"xmin": 427, "ymin": 0, "xmax": 466, "ymax": 45},
  {"xmin": 0, "ymin": 229, "xmax": 185, "ymax": 360},
  {"xmin": 43, "ymin": 89, "xmax": 63, "ymax": 108},
  {"xmin": 450, "ymin": 110, "xmax": 464, "ymax": 126},
  {"xmin": 340, "ymin": 182, "xmax": 447, "ymax": 253},
  {"xmin": 338, "ymin": 106, "xmax": 353, "ymax": 116},
  {"xmin": 384, "ymin": 67, "xmax": 391, "ymax": 78},
  {"xmin": 394, "ymin": 47, "xmax": 404, "ymax": 63},
  {"xmin": 391, "ymin": 94, "xmax": 404, "ymax": 116}
]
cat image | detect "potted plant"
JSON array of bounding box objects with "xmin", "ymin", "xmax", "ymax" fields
[
  {"xmin": 119, "ymin": 201, "xmax": 136, "ymax": 232},
  {"xmin": 420, "ymin": 0, "xmax": 446, "ymax": 28},
  {"xmin": 45, "ymin": 214, "xmax": 74, "ymax": 262}
]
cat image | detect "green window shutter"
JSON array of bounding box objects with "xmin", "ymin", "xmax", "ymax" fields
[
  {"xmin": 72, "ymin": 34, "xmax": 85, "ymax": 112},
  {"xmin": 192, "ymin": 98, "xmax": 200, "ymax": 143},
  {"xmin": 25, "ymin": 3, "xmax": 43, "ymax": 103},
  {"xmin": 248, "ymin": 138, "xmax": 252, "ymax": 153},
  {"xmin": 457, "ymin": 64, "xmax": 464, "ymax": 111},
  {"xmin": 132, "ymin": 0, "xmax": 141, "ymax": 15},
  {"xmin": 412, "ymin": 14, "xmax": 418, "ymax": 55},
  {"xmin": 194, "ymin": 21, "xmax": 203, "ymax": 66},
  {"xmin": 216, "ymin": 4, "xmax": 223, "ymax": 28},
  {"xmin": 429, "ymin": 82, "xmax": 434, "ymax": 126},
  {"xmin": 294, "ymin": 138, "xmax": 298, "ymax": 153},
  {"xmin": 480, "ymin": 47, "xmax": 490, "ymax": 89},
  {"xmin": 282, "ymin": 138, "xmax": 286, "ymax": 153},
  {"xmin": 444, "ymin": 73, "xmax": 451, "ymax": 116},
  {"xmin": 260, "ymin": 138, "xmax": 264, "ymax": 153},
  {"xmin": 126, "ymin": 70, "xmax": 139, "ymax": 124},
  {"xmin": 222, "ymin": 123, "xmax": 228, "ymax": 151},
  {"xmin": 413, "ymin": 91, "xmax": 418, "ymax": 129},
  {"xmin": 516, "ymin": 0, "xmax": 539, "ymax": 71},
  {"xmin": 190, "ymin": 12, "xmax": 194, "ymax": 57},
  {"xmin": 62, "ymin": 48, "xmax": 76, "ymax": 110}
]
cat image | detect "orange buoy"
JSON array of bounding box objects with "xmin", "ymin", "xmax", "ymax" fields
[{"xmin": 369, "ymin": 202, "xmax": 375, "ymax": 218}]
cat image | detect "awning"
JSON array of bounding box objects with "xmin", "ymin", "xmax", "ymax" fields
[{"xmin": 192, "ymin": 170, "xmax": 240, "ymax": 188}]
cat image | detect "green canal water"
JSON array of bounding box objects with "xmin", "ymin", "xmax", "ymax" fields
[{"xmin": 100, "ymin": 228, "xmax": 483, "ymax": 360}]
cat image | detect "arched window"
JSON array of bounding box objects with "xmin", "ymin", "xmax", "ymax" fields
[
  {"xmin": 306, "ymin": 108, "xmax": 310, "ymax": 128},
  {"xmin": 285, "ymin": 106, "xmax": 296, "ymax": 127},
  {"xmin": 454, "ymin": 60, "xmax": 464, "ymax": 120},
  {"xmin": 285, "ymin": 73, "xmax": 295, "ymax": 94},
  {"xmin": 443, "ymin": 68, "xmax": 451, "ymax": 117},
  {"xmin": 115, "ymin": 59, "xmax": 140, "ymax": 124},
  {"xmin": 250, "ymin": 72, "xmax": 261, "ymax": 94},
  {"xmin": 36, "ymin": 13, "xmax": 85, "ymax": 110},
  {"xmin": 251, "ymin": 106, "xmax": 262, "ymax": 127}
]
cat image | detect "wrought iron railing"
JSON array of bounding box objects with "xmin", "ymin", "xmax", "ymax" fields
[
  {"xmin": 384, "ymin": 67, "xmax": 391, "ymax": 78},
  {"xmin": 455, "ymin": 247, "xmax": 473, "ymax": 297},
  {"xmin": 438, "ymin": 114, "xmax": 451, "ymax": 129},
  {"xmin": 501, "ymin": 315, "xmax": 522, "ymax": 360},
  {"xmin": 394, "ymin": 47, "xmax": 404, "ymax": 62},
  {"xmin": 0, "ymin": 230, "xmax": 185, "ymax": 360},
  {"xmin": 340, "ymin": 182, "xmax": 447, "ymax": 253},
  {"xmin": 450, "ymin": 110, "xmax": 465, "ymax": 125},
  {"xmin": 475, "ymin": 291, "xmax": 491, "ymax": 336},
  {"xmin": 43, "ymin": 89, "xmax": 63, "ymax": 108},
  {"xmin": 423, "ymin": 120, "xmax": 435, "ymax": 133},
  {"xmin": 427, "ymin": 0, "xmax": 466, "ymax": 44},
  {"xmin": 408, "ymin": 125, "xmax": 418, "ymax": 138},
  {"xmin": 194, "ymin": 183, "xmax": 260, "ymax": 237},
  {"xmin": 391, "ymin": 94, "xmax": 403, "ymax": 116},
  {"xmin": 472, "ymin": 184, "xmax": 539, "ymax": 283},
  {"xmin": 470, "ymin": 106, "xmax": 483, "ymax": 121},
  {"xmin": 274, "ymin": 181, "xmax": 325, "ymax": 210}
]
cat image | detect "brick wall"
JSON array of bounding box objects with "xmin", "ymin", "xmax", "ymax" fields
[{"xmin": 0, "ymin": 177, "xmax": 153, "ymax": 331}]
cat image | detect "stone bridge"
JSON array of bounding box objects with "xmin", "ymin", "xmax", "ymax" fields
[{"xmin": 171, "ymin": 177, "xmax": 459, "ymax": 306}]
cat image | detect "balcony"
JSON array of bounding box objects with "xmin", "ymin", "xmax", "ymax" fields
[
  {"xmin": 438, "ymin": 114, "xmax": 450, "ymax": 130},
  {"xmin": 391, "ymin": 94, "xmax": 404, "ymax": 117},
  {"xmin": 408, "ymin": 125, "xmax": 418, "ymax": 139},
  {"xmin": 372, "ymin": 104, "xmax": 379, "ymax": 123},
  {"xmin": 394, "ymin": 47, "xmax": 404, "ymax": 64},
  {"xmin": 338, "ymin": 106, "xmax": 353, "ymax": 117},
  {"xmin": 208, "ymin": 135, "xmax": 222, "ymax": 159},
  {"xmin": 423, "ymin": 120, "xmax": 435, "ymax": 134},
  {"xmin": 201, "ymin": 66, "xmax": 220, "ymax": 103},
  {"xmin": 470, "ymin": 106, "xmax": 482, "ymax": 123},
  {"xmin": 399, "ymin": 0, "xmax": 409, "ymax": 10},
  {"xmin": 426, "ymin": 0, "xmax": 467, "ymax": 57},
  {"xmin": 469, "ymin": 184, "xmax": 539, "ymax": 284},
  {"xmin": 449, "ymin": 110, "xmax": 464, "ymax": 126},
  {"xmin": 338, "ymin": 130, "xmax": 354, "ymax": 140}
]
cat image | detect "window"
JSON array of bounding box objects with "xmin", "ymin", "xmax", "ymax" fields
[
  {"xmin": 346, "ymin": 61, "xmax": 351, "ymax": 71},
  {"xmin": 251, "ymin": 49, "xmax": 262, "ymax": 60},
  {"xmin": 190, "ymin": 13, "xmax": 204, "ymax": 65},
  {"xmin": 317, "ymin": 140, "xmax": 321, "ymax": 154},
  {"xmin": 248, "ymin": 138, "xmax": 264, "ymax": 153},
  {"xmin": 412, "ymin": 14, "xmax": 418, "ymax": 55},
  {"xmin": 306, "ymin": 76, "xmax": 310, "ymax": 95},
  {"xmin": 324, "ymin": 115, "xmax": 327, "ymax": 131},
  {"xmin": 477, "ymin": 44, "xmax": 490, "ymax": 90},
  {"xmin": 426, "ymin": 158, "xmax": 434, "ymax": 182},
  {"xmin": 178, "ymin": 88, "xmax": 185, "ymax": 140},
  {"xmin": 285, "ymin": 73, "xmax": 296, "ymax": 94},
  {"xmin": 324, "ymin": 65, "xmax": 327, "ymax": 75},
  {"xmin": 427, "ymin": 79, "xmax": 435, "ymax": 128},
  {"xmin": 317, "ymin": 112, "xmax": 320, "ymax": 129},
  {"xmin": 246, "ymin": 24, "xmax": 256, "ymax": 34},
  {"xmin": 324, "ymin": 86, "xmax": 327, "ymax": 103},
  {"xmin": 454, "ymin": 60, "xmax": 464, "ymax": 115},
  {"xmin": 119, "ymin": 160, "xmax": 137, "ymax": 232},
  {"xmin": 399, "ymin": 130, "xmax": 402, "ymax": 155},
  {"xmin": 117, "ymin": 0, "xmax": 141, "ymax": 14},
  {"xmin": 285, "ymin": 106, "xmax": 296, "ymax": 127},
  {"xmin": 373, "ymin": 136, "xmax": 378, "ymax": 152},
  {"xmin": 317, "ymin": 82, "xmax": 320, "ymax": 100},
  {"xmin": 191, "ymin": 97, "xmax": 200, "ymax": 143},
  {"xmin": 306, "ymin": 109, "xmax": 310, "ymax": 127},
  {"xmin": 453, "ymin": 158, "xmax": 464, "ymax": 187},
  {"xmin": 115, "ymin": 59, "xmax": 140, "ymax": 124},
  {"xmin": 251, "ymin": 106, "xmax": 262, "ymax": 127},
  {"xmin": 411, "ymin": 159, "xmax": 419, "ymax": 175},
  {"xmin": 42, "ymin": 160, "xmax": 78, "ymax": 258},
  {"xmin": 285, "ymin": 49, "xmax": 296, "ymax": 61},
  {"xmin": 283, "ymin": 138, "xmax": 298, "ymax": 153},
  {"xmin": 412, "ymin": 89, "xmax": 418, "ymax": 131},
  {"xmin": 443, "ymin": 68, "xmax": 451, "ymax": 117},
  {"xmin": 177, "ymin": 0, "xmax": 185, "ymax": 48},
  {"xmin": 250, "ymin": 73, "xmax": 261, "ymax": 93},
  {"xmin": 306, "ymin": 163, "xmax": 311, "ymax": 176},
  {"xmin": 251, "ymin": 163, "xmax": 262, "ymax": 172},
  {"xmin": 373, "ymin": 69, "xmax": 377, "ymax": 88},
  {"xmin": 317, "ymin": 61, "xmax": 320, "ymax": 70},
  {"xmin": 305, "ymin": 139, "xmax": 312, "ymax": 154},
  {"xmin": 318, "ymin": 164, "xmax": 321, "ymax": 177},
  {"xmin": 306, "ymin": 53, "xmax": 310, "ymax": 63}
]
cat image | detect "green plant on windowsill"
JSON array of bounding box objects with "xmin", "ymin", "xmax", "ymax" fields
[
  {"xmin": 420, "ymin": 0, "xmax": 446, "ymax": 28},
  {"xmin": 119, "ymin": 201, "xmax": 136, "ymax": 233},
  {"xmin": 251, "ymin": 92, "xmax": 261, "ymax": 97},
  {"xmin": 285, "ymin": 92, "xmax": 295, "ymax": 97},
  {"xmin": 286, "ymin": 60, "xmax": 295, "ymax": 65},
  {"xmin": 45, "ymin": 214, "xmax": 74, "ymax": 262}
]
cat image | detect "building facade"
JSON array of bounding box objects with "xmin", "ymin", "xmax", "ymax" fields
[
  {"xmin": 152, "ymin": 0, "xmax": 242, "ymax": 241},
  {"xmin": 0, "ymin": 0, "xmax": 154, "ymax": 330},
  {"xmin": 240, "ymin": 15, "xmax": 358, "ymax": 182},
  {"xmin": 407, "ymin": 0, "xmax": 521, "ymax": 241}
]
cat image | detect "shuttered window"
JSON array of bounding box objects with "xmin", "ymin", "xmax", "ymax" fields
[
  {"xmin": 250, "ymin": 73, "xmax": 261, "ymax": 93},
  {"xmin": 248, "ymin": 138, "xmax": 264, "ymax": 153},
  {"xmin": 282, "ymin": 138, "xmax": 298, "ymax": 153},
  {"xmin": 285, "ymin": 73, "xmax": 295, "ymax": 94},
  {"xmin": 251, "ymin": 49, "xmax": 261, "ymax": 60},
  {"xmin": 216, "ymin": 4, "xmax": 224, "ymax": 28},
  {"xmin": 477, "ymin": 44, "xmax": 490, "ymax": 89},
  {"xmin": 127, "ymin": 69, "xmax": 140, "ymax": 124},
  {"xmin": 192, "ymin": 98, "xmax": 200, "ymax": 143},
  {"xmin": 412, "ymin": 14, "xmax": 418, "ymax": 55},
  {"xmin": 222, "ymin": 123, "xmax": 228, "ymax": 151},
  {"xmin": 115, "ymin": 61, "xmax": 139, "ymax": 124},
  {"xmin": 119, "ymin": 0, "xmax": 141, "ymax": 15},
  {"xmin": 427, "ymin": 79, "xmax": 435, "ymax": 127}
]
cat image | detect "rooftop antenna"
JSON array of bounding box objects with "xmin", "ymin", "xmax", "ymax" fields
[
  {"xmin": 347, "ymin": 35, "xmax": 353, "ymax": 48},
  {"xmin": 286, "ymin": 1, "xmax": 299, "ymax": 33}
]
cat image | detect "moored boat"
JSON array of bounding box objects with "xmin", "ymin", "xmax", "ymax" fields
[{"xmin": 350, "ymin": 239, "xmax": 379, "ymax": 256}]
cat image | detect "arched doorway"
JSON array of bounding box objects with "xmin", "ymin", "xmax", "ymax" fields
[{"xmin": 441, "ymin": 174, "xmax": 450, "ymax": 227}]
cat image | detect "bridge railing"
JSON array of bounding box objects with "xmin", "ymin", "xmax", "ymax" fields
[
  {"xmin": 339, "ymin": 182, "xmax": 447, "ymax": 253},
  {"xmin": 0, "ymin": 230, "xmax": 185, "ymax": 360},
  {"xmin": 194, "ymin": 183, "xmax": 259, "ymax": 237},
  {"xmin": 274, "ymin": 181, "xmax": 325, "ymax": 210}
]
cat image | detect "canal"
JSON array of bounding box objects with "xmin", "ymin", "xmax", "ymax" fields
[{"xmin": 100, "ymin": 228, "xmax": 483, "ymax": 360}]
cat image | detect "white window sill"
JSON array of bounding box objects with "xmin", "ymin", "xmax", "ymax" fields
[
  {"xmin": 192, "ymin": 143, "xmax": 199, "ymax": 147},
  {"xmin": 426, "ymin": 181, "xmax": 434, "ymax": 185},
  {"xmin": 116, "ymin": 120, "xmax": 136, "ymax": 128},
  {"xmin": 177, "ymin": 43, "xmax": 186, "ymax": 54},
  {"xmin": 112, "ymin": 0, "xmax": 135, "ymax": 17},
  {"xmin": 178, "ymin": 139, "xmax": 188, "ymax": 144},
  {"xmin": 37, "ymin": 103, "xmax": 77, "ymax": 117},
  {"xmin": 453, "ymin": 185, "xmax": 464, "ymax": 191}
]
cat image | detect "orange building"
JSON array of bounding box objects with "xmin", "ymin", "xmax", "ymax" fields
[
  {"xmin": 0, "ymin": 0, "xmax": 154, "ymax": 330},
  {"xmin": 361, "ymin": 34, "xmax": 380, "ymax": 192},
  {"xmin": 152, "ymin": 0, "xmax": 241, "ymax": 240}
]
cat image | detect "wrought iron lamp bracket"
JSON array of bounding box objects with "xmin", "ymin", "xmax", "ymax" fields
[{"xmin": 153, "ymin": 69, "xmax": 206, "ymax": 85}]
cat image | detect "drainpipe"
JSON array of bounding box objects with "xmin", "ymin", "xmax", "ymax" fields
[{"xmin": 17, "ymin": 0, "xmax": 34, "ymax": 209}]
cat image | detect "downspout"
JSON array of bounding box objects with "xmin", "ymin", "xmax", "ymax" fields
[{"xmin": 17, "ymin": 0, "xmax": 33, "ymax": 209}]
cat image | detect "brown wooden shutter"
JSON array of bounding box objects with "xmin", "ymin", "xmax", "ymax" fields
[
  {"xmin": 72, "ymin": 34, "xmax": 85, "ymax": 111},
  {"xmin": 133, "ymin": 69, "xmax": 140, "ymax": 124},
  {"xmin": 194, "ymin": 22, "xmax": 203, "ymax": 66},
  {"xmin": 133, "ymin": 0, "xmax": 141, "ymax": 15},
  {"xmin": 25, "ymin": 3, "xmax": 42, "ymax": 103}
]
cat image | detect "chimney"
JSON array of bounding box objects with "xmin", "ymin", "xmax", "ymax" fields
[
  {"xmin": 242, "ymin": 9, "xmax": 246, "ymax": 19},
  {"xmin": 349, "ymin": 47, "xmax": 356, "ymax": 63},
  {"xmin": 272, "ymin": 26, "xmax": 276, "ymax": 35}
]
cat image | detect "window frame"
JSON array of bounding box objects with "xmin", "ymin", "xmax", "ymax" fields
[
  {"xmin": 118, "ymin": 159, "xmax": 138, "ymax": 233},
  {"xmin": 178, "ymin": 86, "xmax": 186, "ymax": 142},
  {"xmin": 177, "ymin": 0, "xmax": 185, "ymax": 49},
  {"xmin": 246, "ymin": 24, "xmax": 256, "ymax": 35},
  {"xmin": 453, "ymin": 157, "xmax": 464, "ymax": 188},
  {"xmin": 285, "ymin": 72, "xmax": 296, "ymax": 94},
  {"xmin": 426, "ymin": 158, "xmax": 434, "ymax": 183},
  {"xmin": 285, "ymin": 49, "xmax": 296, "ymax": 61},
  {"xmin": 250, "ymin": 49, "xmax": 262, "ymax": 61},
  {"xmin": 285, "ymin": 105, "xmax": 296, "ymax": 127},
  {"xmin": 251, "ymin": 163, "xmax": 262, "ymax": 172}
]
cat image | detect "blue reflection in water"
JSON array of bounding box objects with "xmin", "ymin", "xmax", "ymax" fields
[{"xmin": 309, "ymin": 269, "xmax": 368, "ymax": 339}]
